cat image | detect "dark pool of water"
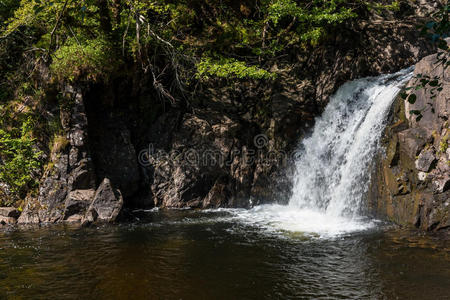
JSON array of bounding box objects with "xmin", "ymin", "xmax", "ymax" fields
[{"xmin": 0, "ymin": 210, "xmax": 449, "ymax": 299}]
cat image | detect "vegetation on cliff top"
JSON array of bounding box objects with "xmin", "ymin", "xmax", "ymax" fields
[{"xmin": 401, "ymin": 3, "xmax": 449, "ymax": 121}]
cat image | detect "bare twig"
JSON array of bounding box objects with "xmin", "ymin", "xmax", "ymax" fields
[
  {"xmin": 122, "ymin": 11, "xmax": 132, "ymax": 56},
  {"xmin": 49, "ymin": 0, "xmax": 70, "ymax": 52}
]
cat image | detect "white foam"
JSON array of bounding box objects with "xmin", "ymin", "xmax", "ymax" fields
[{"xmin": 228, "ymin": 205, "xmax": 376, "ymax": 238}]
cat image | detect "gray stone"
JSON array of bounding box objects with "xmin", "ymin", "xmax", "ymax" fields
[
  {"xmin": 398, "ymin": 128, "xmax": 429, "ymax": 160},
  {"xmin": 63, "ymin": 189, "xmax": 95, "ymax": 221},
  {"xmin": 82, "ymin": 178, "xmax": 123, "ymax": 225},
  {"xmin": 18, "ymin": 86, "xmax": 96, "ymax": 224},
  {"xmin": 67, "ymin": 160, "xmax": 96, "ymax": 190},
  {"xmin": 433, "ymin": 177, "xmax": 450, "ymax": 194},
  {"xmin": 415, "ymin": 148, "xmax": 437, "ymax": 172},
  {"xmin": 203, "ymin": 179, "xmax": 228, "ymax": 208},
  {"xmin": 369, "ymin": 39, "xmax": 450, "ymax": 232}
]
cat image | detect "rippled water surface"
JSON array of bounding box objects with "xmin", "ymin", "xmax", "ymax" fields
[{"xmin": 1, "ymin": 210, "xmax": 449, "ymax": 299}]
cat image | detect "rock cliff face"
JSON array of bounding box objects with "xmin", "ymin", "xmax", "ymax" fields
[
  {"xmin": 134, "ymin": 13, "xmax": 435, "ymax": 210},
  {"xmin": 16, "ymin": 2, "xmax": 439, "ymax": 224},
  {"xmin": 369, "ymin": 44, "xmax": 449, "ymax": 232},
  {"xmin": 18, "ymin": 87, "xmax": 124, "ymax": 224}
]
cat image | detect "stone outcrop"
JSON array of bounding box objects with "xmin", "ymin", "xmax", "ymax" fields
[
  {"xmin": 369, "ymin": 43, "xmax": 449, "ymax": 232},
  {"xmin": 0, "ymin": 207, "xmax": 20, "ymax": 225},
  {"xmin": 18, "ymin": 87, "xmax": 123, "ymax": 225}
]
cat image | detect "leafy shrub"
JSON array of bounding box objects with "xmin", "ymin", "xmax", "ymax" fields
[
  {"xmin": 0, "ymin": 116, "xmax": 41, "ymax": 205},
  {"xmin": 50, "ymin": 37, "xmax": 118, "ymax": 82}
]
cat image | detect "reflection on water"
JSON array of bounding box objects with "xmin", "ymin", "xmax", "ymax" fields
[{"xmin": 0, "ymin": 210, "xmax": 449, "ymax": 299}]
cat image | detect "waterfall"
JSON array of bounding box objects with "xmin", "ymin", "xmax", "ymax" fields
[
  {"xmin": 289, "ymin": 67, "xmax": 413, "ymax": 217},
  {"xmin": 231, "ymin": 68, "xmax": 413, "ymax": 237}
]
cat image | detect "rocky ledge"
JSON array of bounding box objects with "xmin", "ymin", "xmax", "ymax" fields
[{"xmin": 369, "ymin": 41, "xmax": 449, "ymax": 232}]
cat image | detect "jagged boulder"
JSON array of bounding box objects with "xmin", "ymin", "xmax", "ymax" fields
[
  {"xmin": 82, "ymin": 178, "xmax": 123, "ymax": 225},
  {"xmin": 63, "ymin": 189, "xmax": 96, "ymax": 222},
  {"xmin": 415, "ymin": 148, "xmax": 437, "ymax": 172}
]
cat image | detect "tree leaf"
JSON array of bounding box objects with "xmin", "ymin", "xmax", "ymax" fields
[
  {"xmin": 407, "ymin": 94, "xmax": 417, "ymax": 104},
  {"xmin": 429, "ymin": 80, "xmax": 439, "ymax": 87}
]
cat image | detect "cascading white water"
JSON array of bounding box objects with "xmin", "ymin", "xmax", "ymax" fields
[
  {"xmin": 229, "ymin": 68, "xmax": 413, "ymax": 237},
  {"xmin": 289, "ymin": 67, "xmax": 413, "ymax": 217}
]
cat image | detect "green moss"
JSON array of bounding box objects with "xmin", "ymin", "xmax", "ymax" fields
[
  {"xmin": 440, "ymin": 133, "xmax": 449, "ymax": 153},
  {"xmin": 196, "ymin": 56, "xmax": 276, "ymax": 80},
  {"xmin": 51, "ymin": 135, "xmax": 70, "ymax": 154},
  {"xmin": 50, "ymin": 37, "xmax": 119, "ymax": 83}
]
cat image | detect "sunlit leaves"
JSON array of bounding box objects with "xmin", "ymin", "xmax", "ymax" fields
[
  {"xmin": 0, "ymin": 115, "xmax": 41, "ymax": 203},
  {"xmin": 196, "ymin": 56, "xmax": 276, "ymax": 80},
  {"xmin": 50, "ymin": 37, "xmax": 118, "ymax": 82}
]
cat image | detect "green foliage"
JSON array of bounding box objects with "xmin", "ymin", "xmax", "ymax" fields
[
  {"xmin": 50, "ymin": 37, "xmax": 118, "ymax": 82},
  {"xmin": 0, "ymin": 0, "xmax": 20, "ymax": 23},
  {"xmin": 1, "ymin": 0, "xmax": 403, "ymax": 84},
  {"xmin": 0, "ymin": 116, "xmax": 41, "ymax": 205},
  {"xmin": 366, "ymin": 1, "xmax": 400, "ymax": 12},
  {"xmin": 420, "ymin": 4, "xmax": 450, "ymax": 68},
  {"xmin": 196, "ymin": 56, "xmax": 276, "ymax": 80}
]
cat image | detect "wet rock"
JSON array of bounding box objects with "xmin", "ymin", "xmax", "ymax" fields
[
  {"xmin": 203, "ymin": 179, "xmax": 228, "ymax": 209},
  {"xmin": 415, "ymin": 148, "xmax": 437, "ymax": 172},
  {"xmin": 82, "ymin": 178, "xmax": 123, "ymax": 225},
  {"xmin": 395, "ymin": 172, "xmax": 411, "ymax": 195},
  {"xmin": 385, "ymin": 134, "xmax": 399, "ymax": 167}
]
